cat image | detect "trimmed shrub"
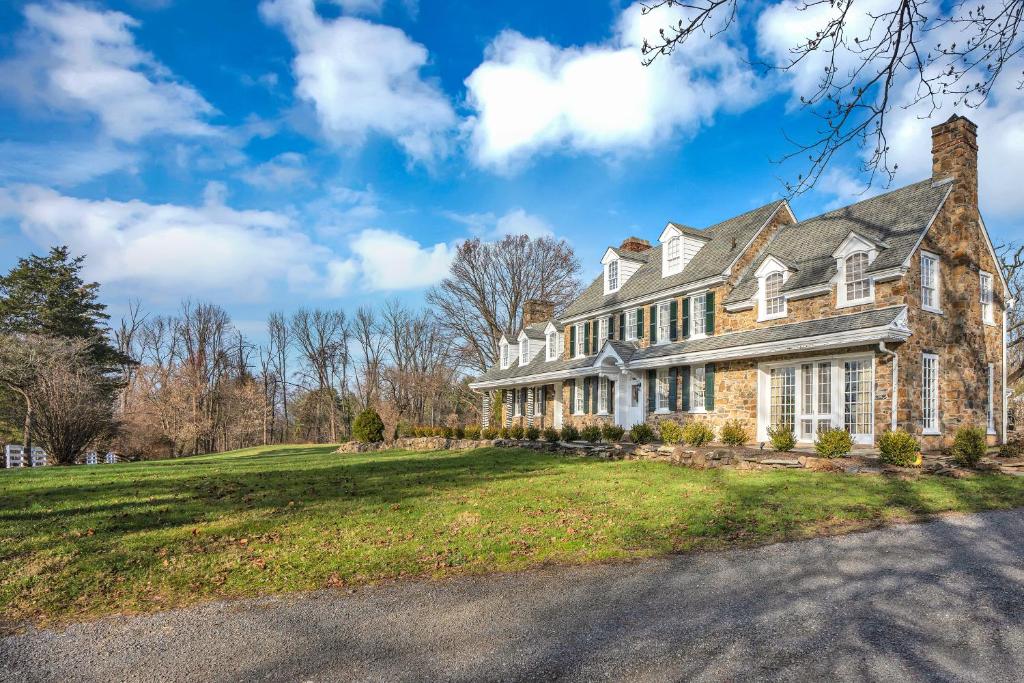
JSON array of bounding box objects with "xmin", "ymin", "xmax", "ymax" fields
[
  {"xmin": 630, "ymin": 423, "xmax": 655, "ymax": 445},
  {"xmin": 352, "ymin": 408, "xmax": 385, "ymax": 443},
  {"xmin": 720, "ymin": 419, "xmax": 748, "ymax": 446},
  {"xmin": 998, "ymin": 439, "xmax": 1023, "ymax": 459},
  {"xmin": 659, "ymin": 420, "xmax": 684, "ymax": 444},
  {"xmin": 543, "ymin": 427, "xmax": 560, "ymax": 443},
  {"xmin": 878, "ymin": 429, "xmax": 920, "ymax": 467},
  {"xmin": 581, "ymin": 425, "xmax": 602, "ymax": 443},
  {"xmin": 952, "ymin": 426, "xmax": 987, "ymax": 468},
  {"xmin": 525, "ymin": 426, "xmax": 541, "ymax": 441},
  {"xmin": 814, "ymin": 428, "xmax": 854, "ymax": 459},
  {"xmin": 482, "ymin": 426, "xmax": 499, "ymax": 440},
  {"xmin": 561, "ymin": 424, "xmax": 581, "ymax": 442},
  {"xmin": 683, "ymin": 421, "xmax": 715, "ymax": 447},
  {"xmin": 499, "ymin": 426, "xmax": 510, "ymax": 439},
  {"xmin": 509, "ymin": 424, "xmax": 525, "ymax": 440},
  {"xmin": 464, "ymin": 425, "xmax": 481, "ymax": 440},
  {"xmin": 602, "ymin": 424, "xmax": 625, "ymax": 442},
  {"xmin": 767, "ymin": 425, "xmax": 796, "ymax": 452}
]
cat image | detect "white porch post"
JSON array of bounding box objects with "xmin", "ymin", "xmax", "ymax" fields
[
  {"xmin": 553, "ymin": 382, "xmax": 563, "ymax": 429},
  {"xmin": 481, "ymin": 392, "xmax": 491, "ymax": 428},
  {"xmin": 526, "ymin": 387, "xmax": 535, "ymax": 427}
]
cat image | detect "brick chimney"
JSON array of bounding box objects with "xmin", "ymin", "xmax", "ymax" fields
[
  {"xmin": 619, "ymin": 236, "xmax": 652, "ymax": 253},
  {"xmin": 931, "ymin": 114, "xmax": 978, "ymax": 214},
  {"xmin": 522, "ymin": 299, "xmax": 555, "ymax": 327}
]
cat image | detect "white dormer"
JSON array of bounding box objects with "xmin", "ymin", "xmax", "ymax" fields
[
  {"xmin": 659, "ymin": 223, "xmax": 708, "ymax": 277},
  {"xmin": 544, "ymin": 322, "xmax": 560, "ymax": 361},
  {"xmin": 517, "ymin": 329, "xmax": 544, "ymax": 366},
  {"xmin": 499, "ymin": 335, "xmax": 511, "ymax": 370},
  {"xmin": 601, "ymin": 247, "xmax": 644, "ymax": 295},
  {"xmin": 833, "ymin": 232, "xmax": 879, "ymax": 308},
  {"xmin": 755, "ymin": 255, "xmax": 792, "ymax": 321}
]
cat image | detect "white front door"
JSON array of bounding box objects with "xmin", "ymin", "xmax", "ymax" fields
[{"xmin": 617, "ymin": 372, "xmax": 645, "ymax": 428}]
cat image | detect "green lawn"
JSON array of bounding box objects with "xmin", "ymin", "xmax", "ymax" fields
[{"xmin": 3, "ymin": 444, "xmax": 1024, "ymax": 628}]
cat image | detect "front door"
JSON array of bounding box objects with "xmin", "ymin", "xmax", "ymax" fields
[{"xmin": 617, "ymin": 372, "xmax": 644, "ymax": 428}]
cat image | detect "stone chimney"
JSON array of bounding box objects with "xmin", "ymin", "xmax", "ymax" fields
[
  {"xmin": 619, "ymin": 237, "xmax": 652, "ymax": 253},
  {"xmin": 931, "ymin": 114, "xmax": 978, "ymax": 214},
  {"xmin": 522, "ymin": 299, "xmax": 555, "ymax": 327}
]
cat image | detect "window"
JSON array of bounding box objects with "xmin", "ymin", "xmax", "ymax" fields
[
  {"xmin": 817, "ymin": 362, "xmax": 832, "ymax": 416},
  {"xmin": 625, "ymin": 309, "xmax": 637, "ymax": 341},
  {"xmin": 514, "ymin": 388, "xmax": 523, "ymax": 417},
  {"xmin": 520, "ymin": 340, "xmax": 529, "ymax": 366},
  {"xmin": 691, "ymin": 365, "xmax": 706, "ymax": 411},
  {"xmin": 844, "ymin": 252, "xmax": 871, "ymax": 303},
  {"xmin": 764, "ymin": 272, "xmax": 785, "ymax": 317},
  {"xmin": 656, "ymin": 368, "xmax": 670, "ymax": 411},
  {"xmin": 657, "ymin": 301, "xmax": 671, "ymax": 343},
  {"xmin": 574, "ymin": 382, "xmax": 584, "ymax": 415},
  {"xmin": 607, "ymin": 260, "xmax": 619, "ymax": 292},
  {"xmin": 922, "ymin": 353, "xmax": 939, "ymax": 434},
  {"xmin": 598, "ymin": 376, "xmax": 609, "ymax": 414},
  {"xmin": 844, "ymin": 360, "xmax": 872, "ymax": 437},
  {"xmin": 574, "ymin": 323, "xmax": 584, "ymax": 358},
  {"xmin": 770, "ymin": 367, "xmax": 796, "ymax": 431},
  {"xmin": 921, "ymin": 252, "xmax": 940, "ymax": 312},
  {"xmin": 546, "ymin": 331, "xmax": 557, "ymax": 361},
  {"xmin": 667, "ymin": 236, "xmax": 681, "ymax": 270},
  {"xmin": 980, "ymin": 271, "xmax": 994, "ymax": 324},
  {"xmin": 691, "ymin": 294, "xmax": 706, "ymax": 337},
  {"xmin": 598, "ymin": 317, "xmax": 608, "ymax": 346},
  {"xmin": 500, "ymin": 342, "xmax": 509, "ymax": 369},
  {"xmin": 988, "ymin": 363, "xmax": 996, "ymax": 433}
]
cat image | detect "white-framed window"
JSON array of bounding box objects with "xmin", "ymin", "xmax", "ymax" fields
[
  {"xmin": 988, "ymin": 363, "xmax": 996, "ymax": 434},
  {"xmin": 980, "ymin": 271, "xmax": 995, "ymax": 325},
  {"xmin": 843, "ymin": 360, "xmax": 873, "ymax": 437},
  {"xmin": 691, "ymin": 294, "xmax": 707, "ymax": 337},
  {"xmin": 520, "ymin": 340, "xmax": 529, "ymax": 366},
  {"xmin": 598, "ymin": 317, "xmax": 608, "ymax": 345},
  {"xmin": 921, "ymin": 251, "xmax": 941, "ymax": 313},
  {"xmin": 500, "ymin": 341, "xmax": 510, "ymax": 369},
  {"xmin": 574, "ymin": 382, "xmax": 584, "ymax": 415},
  {"xmin": 546, "ymin": 331, "xmax": 557, "ymax": 361},
  {"xmin": 691, "ymin": 365, "xmax": 706, "ymax": 412},
  {"xmin": 598, "ymin": 376, "xmax": 609, "ymax": 414},
  {"xmin": 607, "ymin": 260, "xmax": 619, "ymax": 292},
  {"xmin": 769, "ymin": 367, "xmax": 796, "ymax": 431},
  {"xmin": 922, "ymin": 353, "xmax": 939, "ymax": 434},
  {"xmin": 625, "ymin": 309, "xmax": 637, "ymax": 341},
  {"xmin": 844, "ymin": 252, "xmax": 871, "ymax": 303},
  {"xmin": 666, "ymin": 236, "xmax": 681, "ymax": 270},
  {"xmin": 514, "ymin": 388, "xmax": 523, "ymax": 417},
  {"xmin": 574, "ymin": 323, "xmax": 584, "ymax": 358},
  {"xmin": 656, "ymin": 301, "xmax": 671, "ymax": 343},
  {"xmin": 656, "ymin": 368, "xmax": 670, "ymax": 412},
  {"xmin": 764, "ymin": 272, "xmax": 785, "ymax": 317}
]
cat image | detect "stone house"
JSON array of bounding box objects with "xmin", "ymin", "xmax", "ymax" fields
[{"xmin": 469, "ymin": 116, "xmax": 1012, "ymax": 449}]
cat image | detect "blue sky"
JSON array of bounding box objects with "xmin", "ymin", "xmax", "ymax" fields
[{"xmin": 0, "ymin": 0, "xmax": 1020, "ymax": 338}]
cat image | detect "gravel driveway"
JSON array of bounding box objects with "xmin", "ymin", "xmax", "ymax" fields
[{"xmin": 4, "ymin": 508, "xmax": 1024, "ymax": 682}]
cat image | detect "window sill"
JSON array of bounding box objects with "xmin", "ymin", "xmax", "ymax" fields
[
  {"xmin": 983, "ymin": 319, "xmax": 996, "ymax": 327},
  {"xmin": 689, "ymin": 333, "xmax": 707, "ymax": 341},
  {"xmin": 922, "ymin": 428, "xmax": 941, "ymax": 436},
  {"xmin": 757, "ymin": 313, "xmax": 787, "ymax": 322},
  {"xmin": 837, "ymin": 298, "xmax": 874, "ymax": 309},
  {"xmin": 689, "ymin": 408, "xmax": 707, "ymax": 414},
  {"xmin": 655, "ymin": 408, "xmax": 670, "ymax": 414},
  {"xmin": 988, "ymin": 428, "xmax": 997, "ymax": 436},
  {"xmin": 922, "ymin": 306, "xmax": 943, "ymax": 315}
]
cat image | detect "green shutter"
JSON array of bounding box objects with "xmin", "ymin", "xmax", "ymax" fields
[
  {"xmin": 649, "ymin": 304, "xmax": 657, "ymax": 341},
  {"xmin": 569, "ymin": 326, "xmax": 576, "ymax": 356},
  {"xmin": 591, "ymin": 321, "xmax": 598, "ymax": 353},
  {"xmin": 682, "ymin": 298, "xmax": 690, "ymax": 339},
  {"xmin": 570, "ymin": 379, "xmax": 577, "ymax": 414},
  {"xmin": 705, "ymin": 363, "xmax": 715, "ymax": 411},
  {"xmin": 669, "ymin": 300, "xmax": 678, "ymax": 341},
  {"xmin": 582, "ymin": 378, "xmax": 590, "ymax": 414},
  {"xmin": 618, "ymin": 312, "xmax": 625, "ymax": 340},
  {"xmin": 668, "ymin": 367, "xmax": 678, "ymax": 412},
  {"xmin": 647, "ymin": 369, "xmax": 656, "ymax": 412},
  {"xmin": 706, "ymin": 292, "xmax": 715, "ymax": 336},
  {"xmin": 608, "ymin": 380, "xmax": 615, "ymax": 414},
  {"xmin": 637, "ymin": 307, "xmax": 645, "ymax": 339},
  {"xmin": 681, "ymin": 366, "xmax": 691, "ymax": 411},
  {"xmin": 607, "ymin": 315, "xmax": 614, "ymax": 340},
  {"xmin": 583, "ymin": 321, "xmax": 591, "ymax": 355},
  {"xmin": 591, "ymin": 376, "xmax": 599, "ymax": 414}
]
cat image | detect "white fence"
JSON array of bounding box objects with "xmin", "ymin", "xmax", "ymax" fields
[{"xmin": 4, "ymin": 445, "xmax": 47, "ymax": 468}]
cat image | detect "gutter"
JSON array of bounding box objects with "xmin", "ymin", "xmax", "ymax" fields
[
  {"xmin": 878, "ymin": 341, "xmax": 899, "ymax": 432},
  {"xmin": 1005, "ymin": 300, "xmax": 1014, "ymax": 443}
]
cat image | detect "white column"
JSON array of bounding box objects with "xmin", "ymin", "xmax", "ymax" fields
[
  {"xmin": 527, "ymin": 387, "xmax": 535, "ymax": 427},
  {"xmin": 553, "ymin": 382, "xmax": 563, "ymax": 429}
]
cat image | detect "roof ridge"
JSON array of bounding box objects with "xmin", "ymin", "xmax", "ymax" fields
[
  {"xmin": 704, "ymin": 198, "xmax": 787, "ymax": 232},
  {"xmin": 791, "ymin": 177, "xmax": 932, "ymax": 226}
]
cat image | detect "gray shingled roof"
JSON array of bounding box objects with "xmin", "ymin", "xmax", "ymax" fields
[
  {"xmin": 562, "ymin": 200, "xmax": 787, "ymax": 319},
  {"xmin": 725, "ymin": 178, "xmax": 951, "ymax": 305},
  {"xmin": 632, "ymin": 306, "xmax": 907, "ymax": 362},
  {"xmin": 521, "ymin": 322, "xmax": 548, "ymax": 340},
  {"xmin": 473, "ymin": 352, "xmax": 595, "ymax": 385}
]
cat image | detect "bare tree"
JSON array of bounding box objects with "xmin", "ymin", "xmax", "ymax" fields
[
  {"xmin": 353, "ymin": 306, "xmax": 386, "ymax": 409},
  {"xmin": 642, "ymin": 0, "xmax": 1024, "ymax": 193},
  {"xmin": 1001, "ymin": 242, "xmax": 1023, "ymax": 384},
  {"xmin": 290, "ymin": 308, "xmax": 347, "ymax": 442},
  {"xmin": 267, "ymin": 312, "xmax": 291, "ymax": 440},
  {"xmin": 427, "ymin": 235, "xmax": 582, "ymax": 374}
]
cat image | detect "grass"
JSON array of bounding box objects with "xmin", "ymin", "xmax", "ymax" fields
[{"xmin": 3, "ymin": 444, "xmax": 1024, "ymax": 629}]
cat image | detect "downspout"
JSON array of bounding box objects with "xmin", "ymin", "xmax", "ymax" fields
[
  {"xmin": 879, "ymin": 342, "xmax": 898, "ymax": 432},
  {"xmin": 1005, "ymin": 300, "xmax": 1014, "ymax": 444}
]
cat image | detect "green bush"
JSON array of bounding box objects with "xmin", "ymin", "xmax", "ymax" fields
[
  {"xmin": 601, "ymin": 424, "xmax": 625, "ymax": 442},
  {"xmin": 767, "ymin": 425, "xmax": 796, "ymax": 452},
  {"xmin": 543, "ymin": 427, "xmax": 560, "ymax": 443},
  {"xmin": 464, "ymin": 425, "xmax": 481, "ymax": 440},
  {"xmin": 352, "ymin": 408, "xmax": 385, "ymax": 443},
  {"xmin": 952, "ymin": 426, "xmax": 987, "ymax": 468},
  {"xmin": 499, "ymin": 426, "xmax": 510, "ymax": 439},
  {"xmin": 454, "ymin": 425, "xmax": 466, "ymax": 439},
  {"xmin": 581, "ymin": 425, "xmax": 602, "ymax": 443},
  {"xmin": 720, "ymin": 419, "xmax": 748, "ymax": 446},
  {"xmin": 561, "ymin": 424, "xmax": 581, "ymax": 442},
  {"xmin": 659, "ymin": 420, "xmax": 684, "ymax": 444},
  {"xmin": 482, "ymin": 426, "xmax": 499, "ymax": 440},
  {"xmin": 509, "ymin": 424, "xmax": 525, "ymax": 440},
  {"xmin": 630, "ymin": 423, "xmax": 655, "ymax": 445},
  {"xmin": 998, "ymin": 439, "xmax": 1023, "ymax": 458},
  {"xmin": 525, "ymin": 426, "xmax": 540, "ymax": 441},
  {"xmin": 396, "ymin": 422, "xmax": 415, "ymax": 438},
  {"xmin": 878, "ymin": 429, "xmax": 920, "ymax": 466},
  {"xmin": 814, "ymin": 428, "xmax": 854, "ymax": 459},
  {"xmin": 440, "ymin": 425, "xmax": 454, "ymax": 438},
  {"xmin": 683, "ymin": 421, "xmax": 715, "ymax": 447}
]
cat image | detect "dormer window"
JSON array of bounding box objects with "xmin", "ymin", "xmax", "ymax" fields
[
  {"xmin": 607, "ymin": 260, "xmax": 619, "ymax": 292},
  {"xmin": 520, "ymin": 340, "xmax": 529, "ymax": 366},
  {"xmin": 666, "ymin": 237, "xmax": 680, "ymax": 270},
  {"xmin": 755, "ymin": 255, "xmax": 791, "ymax": 321},
  {"xmin": 500, "ymin": 341, "xmax": 510, "ymax": 369},
  {"xmin": 546, "ymin": 330, "xmax": 557, "ymax": 360},
  {"xmin": 659, "ymin": 223, "xmax": 708, "ymax": 277},
  {"xmin": 765, "ymin": 272, "xmax": 785, "ymax": 316},
  {"xmin": 834, "ymin": 232, "xmax": 878, "ymax": 308},
  {"xmin": 844, "ymin": 252, "xmax": 871, "ymax": 302}
]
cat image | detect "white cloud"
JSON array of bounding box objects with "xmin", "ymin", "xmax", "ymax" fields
[
  {"xmin": 349, "ymin": 229, "xmax": 456, "ymax": 290},
  {"xmin": 0, "ymin": 2, "xmax": 218, "ymax": 142},
  {"xmin": 239, "ymin": 152, "xmax": 313, "ymax": 190},
  {"xmin": 463, "ymin": 2, "xmax": 760, "ymax": 170},
  {"xmin": 259, "ymin": 0, "xmax": 455, "ymax": 160},
  {"xmin": 0, "ymin": 140, "xmax": 139, "ymax": 186},
  {"xmin": 445, "ymin": 208, "xmax": 554, "ymax": 239}
]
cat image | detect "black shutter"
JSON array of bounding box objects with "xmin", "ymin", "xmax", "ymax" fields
[
  {"xmin": 569, "ymin": 379, "xmax": 576, "ymax": 414},
  {"xmin": 583, "ymin": 377, "xmax": 591, "ymax": 414},
  {"xmin": 637, "ymin": 307, "xmax": 645, "ymax": 339},
  {"xmin": 647, "ymin": 369, "xmax": 657, "ymax": 413},
  {"xmin": 569, "ymin": 325, "xmax": 576, "ymax": 357},
  {"xmin": 681, "ymin": 366, "xmax": 691, "ymax": 411},
  {"xmin": 607, "ymin": 315, "xmax": 614, "ymax": 340},
  {"xmin": 591, "ymin": 377, "xmax": 599, "ymax": 414},
  {"xmin": 668, "ymin": 367, "xmax": 678, "ymax": 412},
  {"xmin": 649, "ymin": 304, "xmax": 657, "ymax": 341},
  {"xmin": 538, "ymin": 385, "xmax": 546, "ymax": 416},
  {"xmin": 705, "ymin": 363, "xmax": 716, "ymax": 411},
  {"xmin": 706, "ymin": 292, "xmax": 715, "ymax": 336},
  {"xmin": 682, "ymin": 298, "xmax": 690, "ymax": 339},
  {"xmin": 618, "ymin": 312, "xmax": 625, "ymax": 340},
  {"xmin": 670, "ymin": 299, "xmax": 678, "ymax": 341},
  {"xmin": 583, "ymin": 321, "xmax": 591, "ymax": 355},
  {"xmin": 591, "ymin": 321, "xmax": 598, "ymax": 353},
  {"xmin": 608, "ymin": 380, "xmax": 615, "ymax": 414}
]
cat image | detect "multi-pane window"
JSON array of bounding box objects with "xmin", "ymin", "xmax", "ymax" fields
[
  {"xmin": 625, "ymin": 309, "xmax": 637, "ymax": 341},
  {"xmin": 817, "ymin": 362, "xmax": 832, "ymax": 416},
  {"xmin": 599, "ymin": 376, "xmax": 609, "ymax": 414},
  {"xmin": 770, "ymin": 367, "xmax": 796, "ymax": 431},
  {"xmin": 500, "ymin": 343, "xmax": 509, "ymax": 369},
  {"xmin": 546, "ymin": 332, "xmax": 557, "ymax": 360},
  {"xmin": 980, "ymin": 272, "xmax": 994, "ymax": 324},
  {"xmin": 657, "ymin": 301, "xmax": 671, "ymax": 342},
  {"xmin": 607, "ymin": 260, "xmax": 619, "ymax": 291},
  {"xmin": 988, "ymin": 363, "xmax": 995, "ymax": 432},
  {"xmin": 765, "ymin": 272, "xmax": 785, "ymax": 317},
  {"xmin": 656, "ymin": 368, "xmax": 670, "ymax": 411},
  {"xmin": 574, "ymin": 323, "xmax": 584, "ymax": 357},
  {"xmin": 520, "ymin": 341, "xmax": 529, "ymax": 366},
  {"xmin": 845, "ymin": 252, "xmax": 871, "ymax": 302},
  {"xmin": 691, "ymin": 294, "xmax": 707, "ymax": 336},
  {"xmin": 801, "ymin": 363, "xmax": 814, "ymax": 439},
  {"xmin": 574, "ymin": 382, "xmax": 584, "ymax": 415},
  {"xmin": 667, "ymin": 237, "xmax": 681, "ymax": 270},
  {"xmin": 921, "ymin": 252, "xmax": 939, "ymax": 311},
  {"xmin": 598, "ymin": 317, "xmax": 608, "ymax": 345},
  {"xmin": 844, "ymin": 360, "xmax": 872, "ymax": 436},
  {"xmin": 922, "ymin": 353, "xmax": 939, "ymax": 433},
  {"xmin": 691, "ymin": 365, "xmax": 706, "ymax": 411}
]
